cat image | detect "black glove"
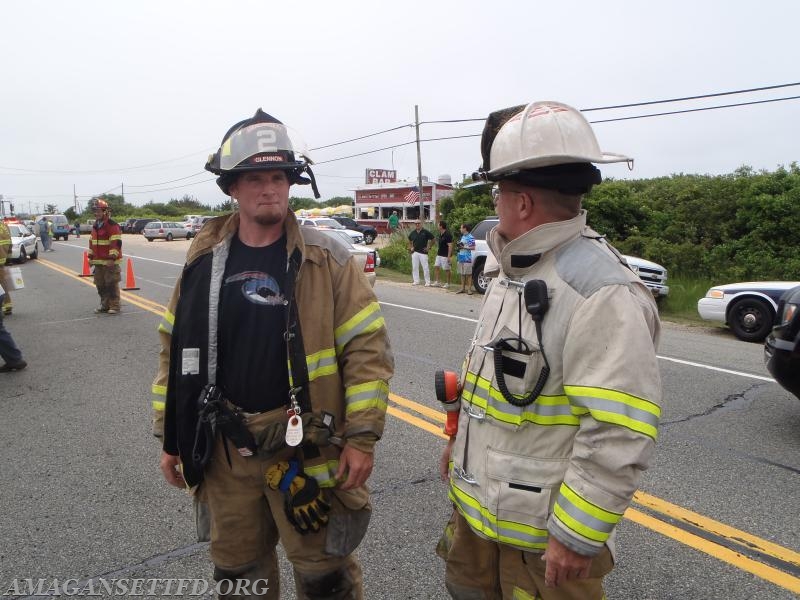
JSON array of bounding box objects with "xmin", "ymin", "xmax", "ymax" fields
[{"xmin": 265, "ymin": 460, "xmax": 331, "ymax": 534}]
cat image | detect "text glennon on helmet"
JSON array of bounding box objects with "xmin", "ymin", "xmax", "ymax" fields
[
  {"xmin": 205, "ymin": 108, "xmax": 320, "ymax": 198},
  {"xmin": 473, "ymin": 101, "xmax": 633, "ymax": 194}
]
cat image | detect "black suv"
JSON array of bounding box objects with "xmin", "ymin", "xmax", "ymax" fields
[
  {"xmin": 121, "ymin": 218, "xmax": 138, "ymax": 233},
  {"xmin": 764, "ymin": 285, "xmax": 800, "ymax": 400},
  {"xmin": 130, "ymin": 218, "xmax": 158, "ymax": 234},
  {"xmin": 331, "ymin": 216, "xmax": 377, "ymax": 245}
]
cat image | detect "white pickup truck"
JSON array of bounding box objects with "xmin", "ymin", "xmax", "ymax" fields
[{"xmin": 469, "ymin": 217, "xmax": 669, "ymax": 298}]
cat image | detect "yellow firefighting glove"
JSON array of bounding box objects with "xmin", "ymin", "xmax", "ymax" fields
[{"xmin": 265, "ymin": 460, "xmax": 330, "ymax": 534}]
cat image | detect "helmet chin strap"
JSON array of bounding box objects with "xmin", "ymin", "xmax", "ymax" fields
[{"xmin": 305, "ymin": 166, "xmax": 320, "ymax": 199}]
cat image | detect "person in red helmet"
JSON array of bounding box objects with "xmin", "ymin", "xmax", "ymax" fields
[{"xmin": 88, "ymin": 198, "xmax": 123, "ymax": 314}]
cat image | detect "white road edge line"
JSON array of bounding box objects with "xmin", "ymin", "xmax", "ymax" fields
[
  {"xmin": 52, "ymin": 242, "xmax": 184, "ymax": 266},
  {"xmin": 379, "ymin": 301, "xmax": 776, "ymax": 383}
]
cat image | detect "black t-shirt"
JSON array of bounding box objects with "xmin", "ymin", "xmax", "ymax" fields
[
  {"xmin": 437, "ymin": 230, "xmax": 453, "ymax": 257},
  {"xmin": 409, "ymin": 228, "xmax": 434, "ymax": 253},
  {"xmin": 217, "ymin": 234, "xmax": 289, "ymax": 412}
]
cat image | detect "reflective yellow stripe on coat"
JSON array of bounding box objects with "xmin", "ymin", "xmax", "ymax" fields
[
  {"xmin": 564, "ymin": 384, "xmax": 660, "ymax": 440},
  {"xmin": 552, "ymin": 482, "xmax": 623, "ymax": 546},
  {"xmin": 448, "ymin": 481, "xmax": 549, "ymax": 551},
  {"xmin": 334, "ymin": 302, "xmax": 384, "ymax": 353},
  {"xmin": 462, "ymin": 372, "xmax": 580, "ymax": 428}
]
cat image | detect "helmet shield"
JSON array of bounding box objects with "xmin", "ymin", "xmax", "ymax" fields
[
  {"xmin": 206, "ymin": 108, "xmax": 321, "ymax": 198},
  {"xmin": 218, "ymin": 122, "xmax": 312, "ymax": 172}
]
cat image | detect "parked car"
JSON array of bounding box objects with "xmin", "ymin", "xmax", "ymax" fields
[
  {"xmin": 186, "ymin": 215, "xmax": 216, "ymax": 235},
  {"xmin": 120, "ymin": 218, "xmax": 138, "ymax": 233},
  {"xmin": 34, "ymin": 214, "xmax": 70, "ymax": 241},
  {"xmin": 469, "ymin": 217, "xmax": 669, "ymax": 297},
  {"xmin": 697, "ymin": 281, "xmax": 800, "ymax": 342},
  {"xmin": 764, "ymin": 285, "xmax": 800, "ymax": 400},
  {"xmin": 313, "ymin": 228, "xmax": 377, "ymax": 287},
  {"xmin": 330, "ymin": 216, "xmax": 378, "ymax": 245},
  {"xmin": 296, "ymin": 217, "xmax": 364, "ymax": 244},
  {"xmin": 130, "ymin": 218, "xmax": 158, "ymax": 234},
  {"xmin": 142, "ymin": 221, "xmax": 192, "ymax": 241},
  {"xmin": 8, "ymin": 223, "xmax": 39, "ymax": 262}
]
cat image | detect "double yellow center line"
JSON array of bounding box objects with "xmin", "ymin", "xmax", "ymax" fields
[
  {"xmin": 37, "ymin": 258, "xmax": 800, "ymax": 594},
  {"xmin": 388, "ymin": 392, "xmax": 800, "ymax": 593}
]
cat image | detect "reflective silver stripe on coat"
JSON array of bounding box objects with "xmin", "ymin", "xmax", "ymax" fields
[{"xmin": 208, "ymin": 235, "xmax": 232, "ymax": 384}]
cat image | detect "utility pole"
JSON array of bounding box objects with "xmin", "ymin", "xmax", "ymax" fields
[{"xmin": 414, "ymin": 105, "xmax": 425, "ymax": 222}]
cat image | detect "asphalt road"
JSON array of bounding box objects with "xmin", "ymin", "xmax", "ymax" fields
[{"xmin": 1, "ymin": 234, "xmax": 798, "ymax": 599}]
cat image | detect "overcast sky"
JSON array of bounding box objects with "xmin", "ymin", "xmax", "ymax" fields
[{"xmin": 1, "ymin": 0, "xmax": 798, "ymax": 214}]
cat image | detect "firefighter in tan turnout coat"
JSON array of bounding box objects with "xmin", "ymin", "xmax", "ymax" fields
[
  {"xmin": 153, "ymin": 109, "xmax": 393, "ymax": 599},
  {"xmin": 439, "ymin": 101, "xmax": 662, "ymax": 599}
]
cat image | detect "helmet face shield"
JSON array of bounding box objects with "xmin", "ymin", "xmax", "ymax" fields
[
  {"xmin": 218, "ymin": 122, "xmax": 312, "ymax": 171},
  {"xmin": 206, "ymin": 108, "xmax": 321, "ymax": 198}
]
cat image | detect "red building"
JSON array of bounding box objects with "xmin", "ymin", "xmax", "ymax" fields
[{"xmin": 352, "ymin": 175, "xmax": 454, "ymax": 233}]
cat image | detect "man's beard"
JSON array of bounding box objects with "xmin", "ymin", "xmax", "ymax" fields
[{"xmin": 254, "ymin": 212, "xmax": 284, "ymax": 227}]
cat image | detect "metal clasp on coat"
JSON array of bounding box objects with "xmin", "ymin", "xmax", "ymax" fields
[
  {"xmin": 453, "ymin": 465, "xmax": 479, "ymax": 485},
  {"xmin": 465, "ymin": 404, "xmax": 486, "ymax": 420},
  {"xmin": 498, "ymin": 278, "xmax": 526, "ymax": 290}
]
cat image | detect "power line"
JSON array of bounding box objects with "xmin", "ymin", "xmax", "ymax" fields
[
  {"xmin": 125, "ymin": 171, "xmax": 208, "ymax": 188},
  {"xmin": 6, "ymin": 82, "xmax": 800, "ymax": 195},
  {"xmin": 316, "ymin": 94, "xmax": 800, "ymax": 165},
  {"xmin": 314, "ymin": 140, "xmax": 418, "ymax": 165},
  {"xmin": 309, "ymin": 123, "xmax": 413, "ymax": 151},
  {"xmin": 419, "ymin": 81, "xmax": 800, "ymax": 124},
  {"xmin": 589, "ymin": 95, "xmax": 800, "ymax": 123},
  {"xmin": 0, "ymin": 149, "xmax": 214, "ymax": 175},
  {"xmin": 123, "ymin": 178, "xmax": 216, "ymax": 195},
  {"xmin": 581, "ymin": 81, "xmax": 800, "ymax": 112}
]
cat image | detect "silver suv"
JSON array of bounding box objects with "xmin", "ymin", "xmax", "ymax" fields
[{"xmin": 469, "ymin": 217, "xmax": 669, "ymax": 298}]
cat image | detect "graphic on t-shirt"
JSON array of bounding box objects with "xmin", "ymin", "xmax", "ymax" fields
[{"xmin": 224, "ymin": 271, "xmax": 285, "ymax": 305}]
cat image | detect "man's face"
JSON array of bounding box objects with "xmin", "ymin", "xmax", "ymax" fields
[
  {"xmin": 415, "ymin": 221, "xmax": 422, "ymax": 230},
  {"xmin": 94, "ymin": 208, "xmax": 104, "ymax": 221},
  {"xmin": 494, "ymin": 181, "xmax": 526, "ymax": 240},
  {"xmin": 230, "ymin": 170, "xmax": 290, "ymax": 227}
]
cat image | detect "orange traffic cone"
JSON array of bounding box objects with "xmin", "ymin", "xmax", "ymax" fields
[
  {"xmin": 123, "ymin": 258, "xmax": 140, "ymax": 291},
  {"xmin": 79, "ymin": 251, "xmax": 92, "ymax": 277}
]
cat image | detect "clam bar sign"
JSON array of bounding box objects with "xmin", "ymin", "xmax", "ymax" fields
[{"xmin": 365, "ymin": 169, "xmax": 397, "ymax": 184}]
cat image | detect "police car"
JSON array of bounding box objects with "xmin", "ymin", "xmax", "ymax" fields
[
  {"xmin": 8, "ymin": 222, "xmax": 39, "ymax": 263},
  {"xmin": 697, "ymin": 281, "xmax": 800, "ymax": 342}
]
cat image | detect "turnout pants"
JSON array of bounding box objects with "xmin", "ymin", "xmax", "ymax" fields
[
  {"xmin": 442, "ymin": 511, "xmax": 613, "ymax": 600},
  {"xmin": 93, "ymin": 264, "xmax": 121, "ymax": 311},
  {"xmin": 203, "ymin": 406, "xmax": 365, "ymax": 600}
]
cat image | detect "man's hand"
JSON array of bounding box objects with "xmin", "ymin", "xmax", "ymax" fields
[
  {"xmin": 439, "ymin": 436, "xmax": 455, "ymax": 481},
  {"xmin": 541, "ymin": 535, "xmax": 593, "ymax": 587},
  {"xmin": 335, "ymin": 445, "xmax": 373, "ymax": 490},
  {"xmin": 160, "ymin": 451, "xmax": 185, "ymax": 488}
]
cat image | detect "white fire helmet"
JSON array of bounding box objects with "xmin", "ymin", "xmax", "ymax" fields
[{"xmin": 487, "ymin": 101, "xmax": 631, "ymax": 179}]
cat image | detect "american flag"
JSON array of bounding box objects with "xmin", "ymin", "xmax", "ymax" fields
[{"xmin": 404, "ymin": 186, "xmax": 420, "ymax": 205}]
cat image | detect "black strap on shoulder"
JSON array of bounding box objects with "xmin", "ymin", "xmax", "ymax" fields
[
  {"xmin": 283, "ymin": 247, "xmax": 312, "ymax": 414},
  {"xmin": 283, "ymin": 247, "xmax": 323, "ymax": 460}
]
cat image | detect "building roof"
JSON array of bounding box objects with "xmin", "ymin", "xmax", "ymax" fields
[{"xmin": 354, "ymin": 179, "xmax": 453, "ymax": 192}]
